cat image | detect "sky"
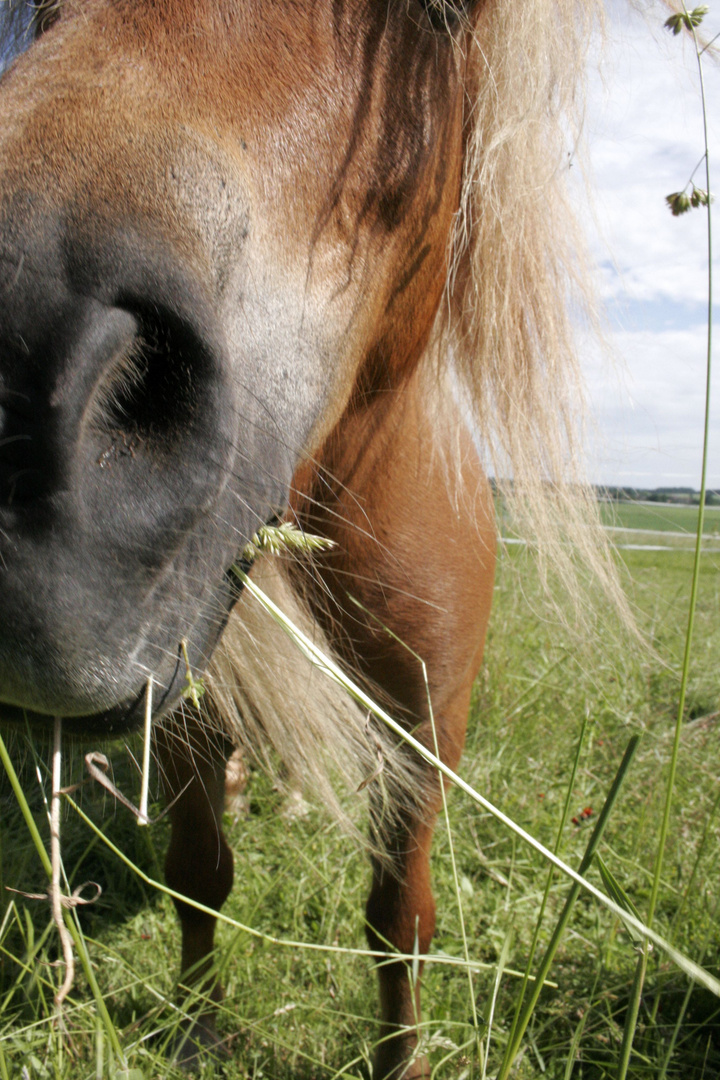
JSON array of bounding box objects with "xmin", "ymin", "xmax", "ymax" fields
[{"xmin": 582, "ymin": 0, "xmax": 720, "ymax": 489}]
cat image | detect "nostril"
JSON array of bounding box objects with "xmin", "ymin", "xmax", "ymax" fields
[
  {"xmin": 89, "ymin": 305, "xmax": 211, "ymax": 462},
  {"xmin": 0, "ymin": 391, "xmax": 45, "ymax": 505},
  {"xmin": 82, "ymin": 300, "xmax": 233, "ymax": 549},
  {"xmin": 0, "ymin": 436, "xmax": 33, "ymax": 505}
]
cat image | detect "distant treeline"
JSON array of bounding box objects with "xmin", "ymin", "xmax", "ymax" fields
[
  {"xmin": 600, "ymin": 486, "xmax": 720, "ymax": 506},
  {"xmin": 487, "ymin": 478, "xmax": 720, "ymax": 506}
]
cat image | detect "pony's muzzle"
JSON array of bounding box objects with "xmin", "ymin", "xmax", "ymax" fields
[{"xmin": 0, "ymin": 225, "xmax": 248, "ymax": 731}]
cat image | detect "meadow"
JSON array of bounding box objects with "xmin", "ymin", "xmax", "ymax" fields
[
  {"xmin": 599, "ymin": 503, "xmax": 720, "ymax": 545},
  {"xmin": 0, "ymin": 532, "xmax": 719, "ymax": 1079}
]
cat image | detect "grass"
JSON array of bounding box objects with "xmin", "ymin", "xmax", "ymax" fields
[
  {"xmin": 598, "ymin": 502, "xmax": 720, "ymax": 537},
  {"xmin": 498, "ymin": 501, "xmax": 720, "ymax": 555},
  {"xmin": 1, "ymin": 544, "xmax": 719, "ymax": 1078}
]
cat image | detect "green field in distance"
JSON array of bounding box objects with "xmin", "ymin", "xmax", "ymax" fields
[{"xmin": 599, "ymin": 501, "xmax": 720, "ymax": 535}]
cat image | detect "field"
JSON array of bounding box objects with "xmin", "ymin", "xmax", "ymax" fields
[
  {"xmin": 1, "ymin": 538, "xmax": 719, "ymax": 1078},
  {"xmin": 599, "ymin": 502, "xmax": 720, "ymax": 536},
  {"xmin": 598, "ymin": 503, "xmax": 720, "ymax": 555},
  {"xmin": 497, "ymin": 500, "xmax": 720, "ymax": 554}
]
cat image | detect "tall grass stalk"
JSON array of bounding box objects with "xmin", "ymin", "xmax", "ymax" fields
[
  {"xmin": 137, "ymin": 676, "xmax": 153, "ymax": 827},
  {"xmin": 405, "ymin": 655, "xmax": 482, "ymax": 1064},
  {"xmin": 497, "ymin": 735, "xmax": 640, "ymax": 1076},
  {"xmin": 497, "ymin": 711, "xmax": 588, "ymax": 1078},
  {"xmin": 617, "ymin": 5, "xmax": 714, "ymax": 1075},
  {"xmin": 658, "ymin": 889, "xmax": 720, "ymax": 1079},
  {"xmin": 481, "ymin": 930, "xmax": 512, "ymax": 1079},
  {"xmin": 50, "ymin": 717, "xmax": 75, "ymax": 1006}
]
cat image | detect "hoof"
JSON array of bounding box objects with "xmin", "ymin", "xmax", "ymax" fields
[
  {"xmin": 224, "ymin": 748, "xmax": 249, "ymax": 820},
  {"xmin": 169, "ymin": 1016, "xmax": 231, "ymax": 1072},
  {"xmin": 373, "ymin": 1041, "xmax": 430, "ymax": 1080}
]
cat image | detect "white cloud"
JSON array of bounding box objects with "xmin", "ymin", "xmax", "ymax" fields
[
  {"xmin": 579, "ymin": 0, "xmax": 720, "ymax": 486},
  {"xmin": 583, "ymin": 323, "xmax": 720, "ymax": 487}
]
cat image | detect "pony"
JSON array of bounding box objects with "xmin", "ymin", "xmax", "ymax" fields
[{"xmin": 0, "ymin": 0, "xmax": 623, "ymax": 1075}]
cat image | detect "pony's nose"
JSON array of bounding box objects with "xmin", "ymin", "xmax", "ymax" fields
[
  {"xmin": 0, "ymin": 223, "xmax": 247, "ymax": 723},
  {"xmin": 0, "ymin": 225, "xmax": 236, "ymax": 563}
]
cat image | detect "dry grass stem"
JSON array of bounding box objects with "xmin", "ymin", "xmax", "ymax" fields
[
  {"xmin": 138, "ymin": 675, "xmax": 153, "ymax": 827},
  {"xmin": 180, "ymin": 637, "xmax": 205, "ymax": 709},
  {"xmin": 50, "ymin": 716, "xmax": 75, "ymax": 1007}
]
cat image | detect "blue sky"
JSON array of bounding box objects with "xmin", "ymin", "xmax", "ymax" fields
[{"xmin": 582, "ymin": 0, "xmax": 720, "ymax": 488}]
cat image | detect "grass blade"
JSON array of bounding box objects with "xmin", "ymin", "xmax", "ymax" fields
[
  {"xmin": 502, "ymin": 711, "xmax": 588, "ymax": 1067},
  {"xmin": 595, "ymin": 854, "xmax": 644, "ymax": 945},
  {"xmin": 498, "ymin": 735, "xmax": 640, "ymax": 1075}
]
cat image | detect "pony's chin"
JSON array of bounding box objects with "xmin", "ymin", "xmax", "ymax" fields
[
  {"xmin": 0, "ymin": 599, "xmax": 236, "ymax": 740},
  {"xmin": 0, "ymin": 686, "xmax": 161, "ymax": 738}
]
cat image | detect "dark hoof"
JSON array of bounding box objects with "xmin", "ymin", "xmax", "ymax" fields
[
  {"xmin": 169, "ymin": 1016, "xmax": 231, "ymax": 1072},
  {"xmin": 373, "ymin": 1041, "xmax": 430, "ymax": 1080}
]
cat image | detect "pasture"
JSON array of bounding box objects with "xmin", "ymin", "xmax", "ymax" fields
[
  {"xmin": 600, "ymin": 502, "xmax": 720, "ymax": 541},
  {"xmin": 1, "ymin": 537, "xmax": 718, "ymax": 1079}
]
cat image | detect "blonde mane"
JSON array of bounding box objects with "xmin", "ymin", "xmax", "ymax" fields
[{"xmin": 444, "ymin": 0, "xmax": 634, "ymax": 631}]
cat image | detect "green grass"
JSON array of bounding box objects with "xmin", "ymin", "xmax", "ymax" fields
[
  {"xmin": 599, "ymin": 501, "xmax": 720, "ymax": 536},
  {"xmin": 1, "ymin": 545, "xmax": 719, "ymax": 1078}
]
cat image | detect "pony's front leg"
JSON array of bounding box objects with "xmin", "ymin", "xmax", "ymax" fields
[
  {"xmin": 363, "ymin": 691, "xmax": 473, "ymax": 1080},
  {"xmin": 156, "ymin": 715, "xmax": 234, "ymax": 1053},
  {"xmin": 366, "ymin": 811, "xmax": 438, "ymax": 1080}
]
